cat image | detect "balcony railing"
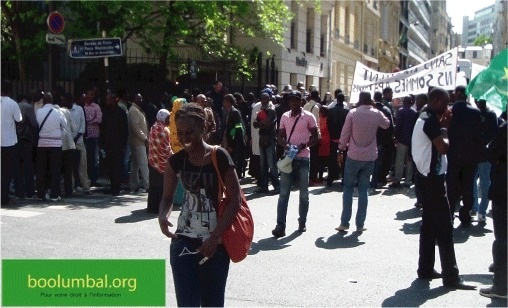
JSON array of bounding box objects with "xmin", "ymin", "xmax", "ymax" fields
[{"xmin": 408, "ymin": 40, "xmax": 428, "ymax": 62}]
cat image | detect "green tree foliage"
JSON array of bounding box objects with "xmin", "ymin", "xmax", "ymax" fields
[
  {"xmin": 473, "ymin": 34, "xmax": 493, "ymax": 46},
  {"xmin": 1, "ymin": 1, "xmax": 47, "ymax": 79},
  {"xmin": 1, "ymin": 0, "xmax": 292, "ymax": 80}
]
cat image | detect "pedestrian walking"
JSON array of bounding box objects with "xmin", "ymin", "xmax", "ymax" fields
[
  {"xmin": 335, "ymin": 92, "xmax": 390, "ymax": 233},
  {"xmin": 253, "ymin": 92, "xmax": 279, "ymax": 194},
  {"xmin": 158, "ymin": 103, "xmax": 241, "ymax": 307},
  {"xmin": 1, "ymin": 80, "xmax": 22, "ymax": 205},
  {"xmin": 326, "ymin": 91, "xmax": 349, "ymax": 186},
  {"xmin": 35, "ymin": 92, "xmax": 66, "ymax": 201},
  {"xmin": 101, "ymin": 93, "xmax": 128, "ymax": 196},
  {"xmin": 272, "ymin": 90, "xmax": 320, "ymax": 237},
  {"xmin": 479, "ymin": 120, "xmax": 507, "ymax": 299},
  {"xmin": 446, "ymin": 86, "xmax": 483, "ymax": 227},
  {"xmin": 471, "ymin": 99, "xmax": 499, "ymax": 221},
  {"xmin": 128, "ymin": 93, "xmax": 150, "ymax": 193},
  {"xmin": 412, "ymin": 87, "xmax": 476, "ymax": 290},
  {"xmin": 147, "ymin": 109, "xmax": 172, "ymax": 213},
  {"xmin": 83, "ymin": 89, "xmax": 102, "ymax": 187}
]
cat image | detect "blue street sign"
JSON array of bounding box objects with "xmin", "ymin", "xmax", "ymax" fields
[{"xmin": 68, "ymin": 38, "xmax": 123, "ymax": 59}]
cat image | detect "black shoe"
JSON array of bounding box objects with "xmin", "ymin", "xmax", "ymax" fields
[
  {"xmin": 443, "ymin": 280, "xmax": 477, "ymax": 290},
  {"xmin": 418, "ymin": 270, "xmax": 442, "ymax": 280},
  {"xmin": 488, "ymin": 263, "xmax": 494, "ymax": 273},
  {"xmin": 479, "ymin": 286, "xmax": 507, "ymax": 299},
  {"xmin": 389, "ymin": 182, "xmax": 401, "ymax": 189},
  {"xmin": 414, "ymin": 202, "xmax": 423, "ymax": 209},
  {"xmin": 272, "ymin": 226, "xmax": 286, "ymax": 238},
  {"xmin": 459, "ymin": 220, "xmax": 472, "ymax": 228},
  {"xmin": 255, "ymin": 188, "xmax": 269, "ymax": 194},
  {"xmin": 298, "ymin": 222, "xmax": 306, "ymax": 232}
]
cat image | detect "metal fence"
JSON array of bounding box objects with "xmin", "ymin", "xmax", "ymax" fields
[{"xmin": 2, "ymin": 49, "xmax": 275, "ymax": 102}]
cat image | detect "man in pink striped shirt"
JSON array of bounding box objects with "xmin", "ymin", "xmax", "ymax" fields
[
  {"xmin": 83, "ymin": 90, "xmax": 102, "ymax": 187},
  {"xmin": 335, "ymin": 92, "xmax": 390, "ymax": 233}
]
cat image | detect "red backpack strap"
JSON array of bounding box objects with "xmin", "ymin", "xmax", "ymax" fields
[{"xmin": 211, "ymin": 146, "xmax": 225, "ymax": 203}]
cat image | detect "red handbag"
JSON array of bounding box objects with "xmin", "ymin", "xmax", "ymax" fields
[{"xmin": 211, "ymin": 147, "xmax": 254, "ymax": 263}]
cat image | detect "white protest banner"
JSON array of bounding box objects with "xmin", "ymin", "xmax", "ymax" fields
[{"xmin": 349, "ymin": 48, "xmax": 458, "ymax": 105}]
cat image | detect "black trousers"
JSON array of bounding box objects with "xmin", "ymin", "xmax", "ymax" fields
[
  {"xmin": 14, "ymin": 141, "xmax": 36, "ymax": 198},
  {"xmin": 417, "ymin": 172, "xmax": 460, "ymax": 285},
  {"xmin": 446, "ymin": 163, "xmax": 477, "ymax": 224},
  {"xmin": 381, "ymin": 143, "xmax": 395, "ymax": 181},
  {"xmin": 36, "ymin": 147, "xmax": 62, "ymax": 199},
  {"xmin": 309, "ymin": 144, "xmax": 319, "ymax": 181},
  {"xmin": 492, "ymin": 199, "xmax": 507, "ymax": 293},
  {"xmin": 148, "ymin": 165, "xmax": 164, "ymax": 213},
  {"xmin": 327, "ymin": 141, "xmax": 343, "ymax": 184},
  {"xmin": 105, "ymin": 149, "xmax": 123, "ymax": 195},
  {"xmin": 1, "ymin": 145, "xmax": 17, "ymax": 204}
]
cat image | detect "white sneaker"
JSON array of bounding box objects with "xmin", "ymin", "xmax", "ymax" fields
[
  {"xmin": 478, "ymin": 214, "xmax": 487, "ymax": 222},
  {"xmin": 50, "ymin": 196, "xmax": 61, "ymax": 202}
]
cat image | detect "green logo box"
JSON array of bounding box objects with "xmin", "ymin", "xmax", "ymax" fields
[{"xmin": 2, "ymin": 259, "xmax": 165, "ymax": 306}]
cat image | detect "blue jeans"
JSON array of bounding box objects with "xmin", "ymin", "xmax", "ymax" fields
[
  {"xmin": 472, "ymin": 161, "xmax": 491, "ymax": 215},
  {"xmin": 276, "ymin": 158, "xmax": 310, "ymax": 229},
  {"xmin": 341, "ymin": 157, "xmax": 375, "ymax": 229},
  {"xmin": 259, "ymin": 140, "xmax": 279, "ymax": 190},
  {"xmin": 170, "ymin": 236, "xmax": 230, "ymax": 307}
]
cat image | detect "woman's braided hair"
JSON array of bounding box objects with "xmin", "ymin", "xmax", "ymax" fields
[{"xmin": 175, "ymin": 102, "xmax": 206, "ymax": 127}]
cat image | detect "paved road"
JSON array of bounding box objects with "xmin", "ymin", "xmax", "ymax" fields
[{"xmin": 1, "ymin": 179, "xmax": 505, "ymax": 307}]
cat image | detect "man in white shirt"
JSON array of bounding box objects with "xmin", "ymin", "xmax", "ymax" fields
[
  {"xmin": 36, "ymin": 92, "xmax": 66, "ymax": 201},
  {"xmin": 67, "ymin": 94, "xmax": 91, "ymax": 194},
  {"xmin": 303, "ymin": 90, "xmax": 322, "ymax": 185},
  {"xmin": 1, "ymin": 80, "xmax": 22, "ymax": 205}
]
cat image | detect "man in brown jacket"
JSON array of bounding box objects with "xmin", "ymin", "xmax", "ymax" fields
[{"xmin": 128, "ymin": 93, "xmax": 149, "ymax": 193}]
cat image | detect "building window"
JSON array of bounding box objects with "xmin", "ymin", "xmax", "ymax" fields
[
  {"xmin": 290, "ymin": 21, "xmax": 296, "ymax": 49},
  {"xmin": 473, "ymin": 51, "xmax": 478, "ymax": 58},
  {"xmin": 306, "ymin": 9, "xmax": 315, "ymax": 54},
  {"xmin": 320, "ymin": 34, "xmax": 326, "ymax": 57},
  {"xmin": 306, "ymin": 29, "xmax": 313, "ymax": 53}
]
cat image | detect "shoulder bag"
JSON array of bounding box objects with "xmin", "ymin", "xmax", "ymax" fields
[{"xmin": 211, "ymin": 146, "xmax": 254, "ymax": 263}]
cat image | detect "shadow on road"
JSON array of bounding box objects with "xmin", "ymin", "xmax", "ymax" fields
[
  {"xmin": 395, "ymin": 207, "xmax": 422, "ymax": 220},
  {"xmin": 399, "ymin": 220, "xmax": 422, "ymax": 235},
  {"xmin": 453, "ymin": 221, "xmax": 493, "ymax": 244},
  {"xmin": 249, "ymin": 231, "xmax": 302, "ymax": 255},
  {"xmin": 381, "ymin": 278, "xmax": 450, "ymax": 307},
  {"xmin": 314, "ymin": 232, "xmax": 365, "ymax": 249},
  {"xmin": 115, "ymin": 209, "xmax": 156, "ymax": 223}
]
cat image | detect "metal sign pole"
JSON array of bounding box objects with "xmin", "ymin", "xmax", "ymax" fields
[{"xmin": 102, "ymin": 30, "xmax": 110, "ymax": 94}]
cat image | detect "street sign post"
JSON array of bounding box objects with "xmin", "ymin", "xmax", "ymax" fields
[{"xmin": 68, "ymin": 38, "xmax": 123, "ymax": 59}]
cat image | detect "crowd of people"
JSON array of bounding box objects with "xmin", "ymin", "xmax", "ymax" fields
[{"xmin": 1, "ymin": 78, "xmax": 506, "ymax": 300}]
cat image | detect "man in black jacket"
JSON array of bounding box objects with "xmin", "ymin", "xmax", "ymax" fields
[
  {"xmin": 326, "ymin": 91, "xmax": 349, "ymax": 186},
  {"xmin": 471, "ymin": 99, "xmax": 499, "ymax": 221},
  {"xmin": 371, "ymin": 91, "xmax": 394, "ymax": 189},
  {"xmin": 446, "ymin": 86, "xmax": 483, "ymax": 227},
  {"xmin": 479, "ymin": 121, "xmax": 507, "ymax": 299},
  {"xmin": 100, "ymin": 93, "xmax": 128, "ymax": 195}
]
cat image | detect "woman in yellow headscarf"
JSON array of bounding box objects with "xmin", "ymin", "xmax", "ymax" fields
[{"xmin": 170, "ymin": 98, "xmax": 187, "ymax": 153}]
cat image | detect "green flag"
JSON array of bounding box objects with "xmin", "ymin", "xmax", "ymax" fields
[{"xmin": 466, "ymin": 48, "xmax": 508, "ymax": 113}]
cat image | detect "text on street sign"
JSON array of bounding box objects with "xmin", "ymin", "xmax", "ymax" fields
[{"xmin": 68, "ymin": 38, "xmax": 123, "ymax": 59}]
